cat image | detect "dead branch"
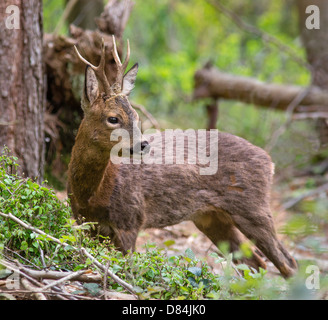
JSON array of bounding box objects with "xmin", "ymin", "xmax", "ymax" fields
[
  {"xmin": 282, "ymin": 182, "xmax": 328, "ymax": 210},
  {"xmin": 0, "ymin": 259, "xmax": 43, "ymax": 288},
  {"xmin": 292, "ymin": 112, "xmax": 328, "ymax": 120},
  {"xmin": 21, "ymin": 278, "xmax": 47, "ymax": 300},
  {"xmin": 193, "ymin": 65, "xmax": 328, "ymax": 111},
  {"xmin": 20, "ymin": 267, "xmax": 102, "ymax": 283},
  {"xmin": 39, "ymin": 269, "xmax": 86, "ymax": 292},
  {"xmin": 0, "ymin": 211, "xmax": 136, "ymax": 297}
]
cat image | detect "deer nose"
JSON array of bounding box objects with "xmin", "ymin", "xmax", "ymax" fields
[
  {"xmin": 130, "ymin": 140, "xmax": 149, "ymax": 155},
  {"xmin": 141, "ymin": 140, "xmax": 149, "ymax": 151}
]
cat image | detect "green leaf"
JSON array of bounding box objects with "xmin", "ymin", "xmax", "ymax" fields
[
  {"xmin": 63, "ymin": 245, "xmax": 75, "ymax": 251},
  {"xmin": 187, "ymin": 267, "xmax": 202, "ymax": 277},
  {"xmin": 112, "ymin": 264, "xmax": 123, "ymax": 274},
  {"xmin": 187, "ymin": 276, "xmax": 198, "ymax": 288},
  {"xmin": 163, "ymin": 239, "xmax": 175, "ymax": 247},
  {"xmin": 32, "ymin": 241, "xmax": 39, "ymax": 249},
  {"xmin": 20, "ymin": 241, "xmax": 28, "ymax": 251},
  {"xmin": 83, "ymin": 283, "xmax": 101, "ymax": 297},
  {"xmin": 185, "ymin": 248, "xmax": 195, "ymax": 261},
  {"xmin": 146, "ymin": 268, "xmax": 155, "ymax": 278},
  {"xmin": 206, "ymin": 291, "xmax": 220, "ymax": 299},
  {"xmin": 4, "ymin": 178, "xmax": 12, "ymax": 185},
  {"xmin": 236, "ymin": 264, "xmax": 250, "ymax": 271},
  {"xmin": 200, "ymin": 279, "xmax": 212, "ymax": 288},
  {"xmin": 0, "ymin": 269, "xmax": 13, "ymax": 279},
  {"xmin": 214, "ymin": 257, "xmax": 225, "ymax": 264},
  {"xmin": 240, "ymin": 242, "xmax": 253, "ymax": 259}
]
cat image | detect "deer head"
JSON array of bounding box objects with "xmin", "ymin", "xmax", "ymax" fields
[{"xmin": 74, "ymin": 36, "xmax": 149, "ymax": 157}]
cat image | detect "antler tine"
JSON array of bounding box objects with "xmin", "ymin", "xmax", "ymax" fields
[
  {"xmin": 74, "ymin": 38, "xmax": 113, "ymax": 96},
  {"xmin": 122, "ymin": 39, "xmax": 130, "ymax": 72},
  {"xmin": 112, "ymin": 35, "xmax": 122, "ymax": 66},
  {"xmin": 74, "ymin": 44, "xmax": 98, "ymax": 70},
  {"xmin": 97, "ymin": 38, "xmax": 107, "ymax": 72},
  {"xmin": 112, "ymin": 35, "xmax": 131, "ymax": 91}
]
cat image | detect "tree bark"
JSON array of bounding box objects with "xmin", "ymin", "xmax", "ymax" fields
[
  {"xmin": 0, "ymin": 0, "xmax": 45, "ymax": 181},
  {"xmin": 206, "ymin": 100, "xmax": 219, "ymax": 130},
  {"xmin": 298, "ymin": 0, "xmax": 328, "ymax": 145}
]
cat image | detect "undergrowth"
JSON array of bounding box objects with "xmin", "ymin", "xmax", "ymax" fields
[{"xmin": 0, "ymin": 147, "xmax": 325, "ymax": 300}]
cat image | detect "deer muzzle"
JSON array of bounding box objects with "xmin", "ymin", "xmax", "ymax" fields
[{"xmin": 130, "ymin": 140, "xmax": 150, "ymax": 155}]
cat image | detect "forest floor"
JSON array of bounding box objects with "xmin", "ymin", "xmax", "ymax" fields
[{"xmin": 2, "ymin": 173, "xmax": 325, "ymax": 301}]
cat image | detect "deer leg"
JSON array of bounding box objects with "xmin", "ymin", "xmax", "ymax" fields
[
  {"xmin": 232, "ymin": 209, "xmax": 297, "ymax": 278},
  {"xmin": 192, "ymin": 211, "xmax": 266, "ymax": 271}
]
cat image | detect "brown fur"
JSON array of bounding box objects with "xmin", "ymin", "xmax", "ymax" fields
[{"xmin": 68, "ymin": 41, "xmax": 297, "ymax": 278}]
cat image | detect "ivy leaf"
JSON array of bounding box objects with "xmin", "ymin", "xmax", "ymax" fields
[
  {"xmin": 83, "ymin": 283, "xmax": 101, "ymax": 297},
  {"xmin": 187, "ymin": 276, "xmax": 198, "ymax": 288},
  {"xmin": 200, "ymin": 279, "xmax": 212, "ymax": 288},
  {"xmin": 20, "ymin": 241, "xmax": 28, "ymax": 251},
  {"xmin": 187, "ymin": 267, "xmax": 202, "ymax": 277},
  {"xmin": 0, "ymin": 269, "xmax": 13, "ymax": 279}
]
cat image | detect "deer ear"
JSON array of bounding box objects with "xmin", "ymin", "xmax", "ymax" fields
[
  {"xmin": 82, "ymin": 66, "xmax": 99, "ymax": 112},
  {"xmin": 122, "ymin": 63, "xmax": 138, "ymax": 96}
]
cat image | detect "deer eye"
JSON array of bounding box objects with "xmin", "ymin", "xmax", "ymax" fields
[{"xmin": 107, "ymin": 117, "xmax": 118, "ymax": 124}]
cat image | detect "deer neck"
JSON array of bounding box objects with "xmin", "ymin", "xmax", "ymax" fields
[{"xmin": 68, "ymin": 122, "xmax": 118, "ymax": 207}]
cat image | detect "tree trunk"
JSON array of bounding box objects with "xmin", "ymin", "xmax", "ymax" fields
[
  {"xmin": 0, "ymin": 0, "xmax": 45, "ymax": 181},
  {"xmin": 298, "ymin": 0, "xmax": 328, "ymax": 146}
]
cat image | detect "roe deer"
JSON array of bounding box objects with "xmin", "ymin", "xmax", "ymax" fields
[{"xmin": 67, "ymin": 37, "xmax": 297, "ymax": 278}]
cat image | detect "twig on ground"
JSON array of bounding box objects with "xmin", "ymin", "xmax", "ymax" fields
[
  {"xmin": 102, "ymin": 260, "xmax": 111, "ymax": 299},
  {"xmin": 20, "ymin": 278, "xmax": 47, "ymax": 300},
  {"xmin": 0, "ymin": 259, "xmax": 44, "ymax": 288},
  {"xmin": 20, "ymin": 267, "xmax": 102, "ymax": 283},
  {"xmin": 0, "ymin": 211, "xmax": 137, "ymax": 297},
  {"xmin": 39, "ymin": 269, "xmax": 86, "ymax": 292},
  {"xmin": 79, "ymin": 247, "xmax": 136, "ymax": 296}
]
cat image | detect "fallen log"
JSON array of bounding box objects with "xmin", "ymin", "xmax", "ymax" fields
[{"xmin": 193, "ymin": 65, "xmax": 328, "ymax": 111}]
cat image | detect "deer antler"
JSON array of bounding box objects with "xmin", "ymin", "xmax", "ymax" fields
[
  {"xmin": 74, "ymin": 37, "xmax": 131, "ymax": 96},
  {"xmin": 111, "ymin": 35, "xmax": 130, "ymax": 93},
  {"xmin": 74, "ymin": 38, "xmax": 113, "ymax": 96}
]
